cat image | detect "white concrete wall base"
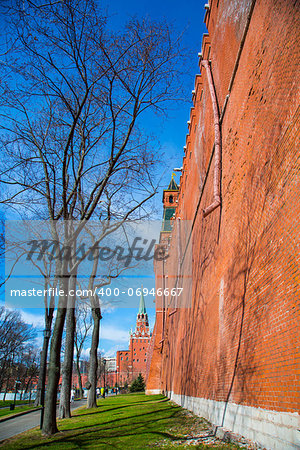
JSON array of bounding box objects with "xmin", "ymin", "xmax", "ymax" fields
[
  {"xmin": 166, "ymin": 391, "xmax": 300, "ymax": 450},
  {"xmin": 145, "ymin": 389, "xmax": 162, "ymax": 395}
]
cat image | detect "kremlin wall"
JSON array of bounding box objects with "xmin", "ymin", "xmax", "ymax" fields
[{"xmin": 146, "ymin": 0, "xmax": 300, "ymax": 449}]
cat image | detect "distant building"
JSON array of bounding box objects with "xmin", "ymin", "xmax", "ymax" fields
[
  {"xmin": 103, "ymin": 357, "xmax": 117, "ymax": 387},
  {"xmin": 116, "ymin": 293, "xmax": 150, "ymax": 385},
  {"xmin": 105, "ymin": 357, "xmax": 116, "ymax": 372}
]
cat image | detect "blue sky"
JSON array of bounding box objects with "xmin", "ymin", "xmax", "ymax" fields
[
  {"xmin": 1, "ymin": 0, "xmax": 208, "ymax": 357},
  {"xmin": 104, "ymin": 0, "xmax": 208, "ymax": 199},
  {"xmin": 95, "ymin": 0, "xmax": 208, "ymax": 355}
]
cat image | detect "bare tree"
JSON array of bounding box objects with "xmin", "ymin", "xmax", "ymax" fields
[
  {"xmin": 74, "ymin": 303, "xmax": 92, "ymax": 399},
  {"xmin": 17, "ymin": 346, "xmax": 39, "ymax": 401},
  {"xmin": 0, "ymin": 0, "xmax": 183, "ymax": 435},
  {"xmin": 58, "ymin": 228, "xmax": 127, "ymax": 417},
  {"xmin": 33, "ymin": 278, "xmax": 56, "ymax": 408},
  {"xmin": 97, "ymin": 353, "xmax": 106, "ymax": 389},
  {"xmin": 87, "ymin": 294, "xmax": 102, "ymax": 409},
  {"xmin": 0, "ymin": 307, "xmax": 37, "ymax": 393},
  {"xmin": 0, "ymin": 229, "xmax": 57, "ymax": 410},
  {"xmin": 58, "ymin": 273, "xmax": 76, "ymax": 419}
]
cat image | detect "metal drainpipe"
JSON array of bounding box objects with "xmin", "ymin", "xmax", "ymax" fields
[
  {"xmin": 201, "ymin": 59, "xmax": 221, "ymax": 217},
  {"xmin": 200, "ymin": 0, "xmax": 257, "ymax": 217},
  {"xmin": 159, "ymin": 257, "xmax": 166, "ymax": 345}
]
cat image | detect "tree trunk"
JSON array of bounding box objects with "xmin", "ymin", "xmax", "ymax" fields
[
  {"xmin": 0, "ymin": 359, "xmax": 9, "ymax": 393},
  {"xmin": 76, "ymin": 354, "xmax": 84, "ymax": 399},
  {"xmin": 34, "ymin": 315, "xmax": 52, "ymax": 407},
  {"xmin": 29, "ymin": 383, "xmax": 32, "ymax": 403},
  {"xmin": 3, "ymin": 384, "xmax": 7, "ymax": 401},
  {"xmin": 42, "ymin": 276, "xmax": 69, "ymax": 436},
  {"xmin": 87, "ymin": 299, "xmax": 101, "ymax": 409},
  {"xmin": 58, "ymin": 275, "xmax": 76, "ymax": 419}
]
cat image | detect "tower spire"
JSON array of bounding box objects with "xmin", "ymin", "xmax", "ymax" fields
[
  {"xmin": 138, "ymin": 289, "xmax": 146, "ymax": 315},
  {"xmin": 167, "ymin": 174, "xmax": 179, "ymax": 191},
  {"xmin": 135, "ymin": 288, "xmax": 149, "ymax": 336}
]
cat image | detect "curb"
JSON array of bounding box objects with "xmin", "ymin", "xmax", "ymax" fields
[
  {"xmin": 0, "ymin": 399, "xmax": 85, "ymax": 424},
  {"xmin": 0, "ymin": 408, "xmax": 42, "ymax": 423}
]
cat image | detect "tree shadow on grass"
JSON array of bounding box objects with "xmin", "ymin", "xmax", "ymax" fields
[
  {"xmin": 73, "ymin": 397, "xmax": 170, "ymax": 418},
  {"xmin": 68, "ymin": 406, "xmax": 179, "ymax": 433},
  {"xmin": 20, "ymin": 408, "xmax": 186, "ymax": 449}
]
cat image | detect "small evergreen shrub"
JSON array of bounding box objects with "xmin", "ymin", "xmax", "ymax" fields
[{"xmin": 130, "ymin": 373, "xmax": 145, "ymax": 392}]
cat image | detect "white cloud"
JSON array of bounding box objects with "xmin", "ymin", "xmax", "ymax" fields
[
  {"xmin": 81, "ymin": 347, "xmax": 91, "ymax": 359},
  {"xmin": 100, "ymin": 324, "xmax": 130, "ymax": 343},
  {"xmin": 80, "ymin": 347, "xmax": 108, "ymax": 359},
  {"xmin": 20, "ymin": 310, "xmax": 45, "ymax": 329},
  {"xmin": 33, "ymin": 334, "xmax": 44, "ymax": 349},
  {"xmin": 101, "ymin": 304, "xmax": 116, "ymax": 314},
  {"xmin": 103, "ymin": 344, "xmax": 127, "ymax": 358}
]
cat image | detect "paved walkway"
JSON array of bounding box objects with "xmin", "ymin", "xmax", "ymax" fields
[{"xmin": 0, "ymin": 399, "xmax": 87, "ymax": 442}]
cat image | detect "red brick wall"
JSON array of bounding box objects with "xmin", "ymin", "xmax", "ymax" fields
[
  {"xmin": 105, "ymin": 371, "xmax": 117, "ymax": 388},
  {"xmin": 117, "ymin": 336, "xmax": 150, "ymax": 385},
  {"xmin": 116, "ymin": 350, "xmax": 131, "ymax": 385},
  {"xmin": 147, "ymin": 0, "xmax": 300, "ymax": 416},
  {"xmin": 130, "ymin": 338, "xmax": 149, "ymax": 379}
]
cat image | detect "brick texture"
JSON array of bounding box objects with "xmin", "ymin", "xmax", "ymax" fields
[
  {"xmin": 117, "ymin": 309, "xmax": 150, "ymax": 385},
  {"xmin": 146, "ymin": 0, "xmax": 300, "ymax": 416}
]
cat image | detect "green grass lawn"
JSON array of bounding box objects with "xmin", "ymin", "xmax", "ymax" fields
[
  {"xmin": 0, "ymin": 405, "xmax": 37, "ymax": 419},
  {"xmin": 0, "ymin": 400, "xmax": 32, "ymax": 408},
  {"xmin": 1, "ymin": 393, "xmax": 242, "ymax": 449}
]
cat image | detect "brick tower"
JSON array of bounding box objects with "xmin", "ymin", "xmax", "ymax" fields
[
  {"xmin": 116, "ymin": 292, "xmax": 151, "ymax": 385},
  {"xmin": 161, "ymin": 174, "xmax": 180, "ymax": 239},
  {"xmin": 129, "ymin": 291, "xmax": 150, "ymax": 380}
]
